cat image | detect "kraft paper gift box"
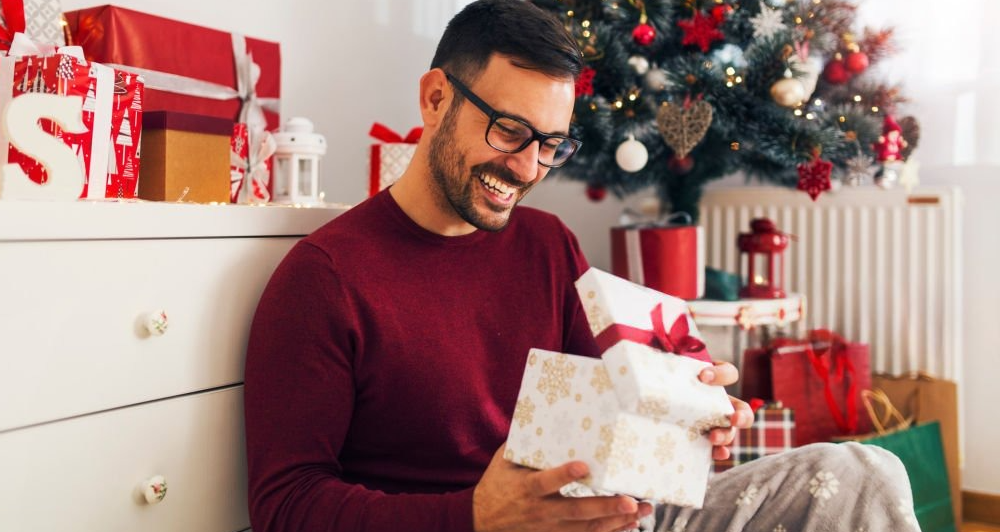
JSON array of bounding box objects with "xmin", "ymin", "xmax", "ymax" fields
[
  {"xmin": 138, "ymin": 111, "xmax": 233, "ymax": 203},
  {"xmin": 505, "ymin": 268, "xmax": 733, "ymax": 507}
]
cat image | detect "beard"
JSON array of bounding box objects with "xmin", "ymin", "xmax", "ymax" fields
[{"xmin": 427, "ymin": 106, "xmax": 529, "ymax": 232}]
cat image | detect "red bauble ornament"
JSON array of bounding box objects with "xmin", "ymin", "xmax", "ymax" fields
[
  {"xmin": 575, "ymin": 67, "xmax": 596, "ymax": 98},
  {"xmin": 845, "ymin": 51, "xmax": 870, "ymax": 73},
  {"xmin": 710, "ymin": 4, "xmax": 734, "ymax": 23},
  {"xmin": 632, "ymin": 23, "xmax": 656, "ymax": 46},
  {"xmin": 585, "ymin": 184, "xmax": 607, "ymax": 202},
  {"xmin": 667, "ymin": 155, "xmax": 695, "ymax": 174},
  {"xmin": 823, "ymin": 59, "xmax": 851, "ymax": 85},
  {"xmin": 797, "ymin": 155, "xmax": 833, "ymax": 201},
  {"xmin": 677, "ymin": 11, "xmax": 724, "ymax": 52}
]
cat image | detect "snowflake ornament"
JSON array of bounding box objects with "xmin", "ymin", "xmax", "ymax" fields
[
  {"xmin": 843, "ymin": 153, "xmax": 875, "ymax": 186},
  {"xmin": 751, "ymin": 2, "xmax": 786, "ymax": 40},
  {"xmin": 678, "ymin": 11, "xmax": 725, "ymax": 52},
  {"xmin": 797, "ymin": 155, "xmax": 833, "ymax": 201}
]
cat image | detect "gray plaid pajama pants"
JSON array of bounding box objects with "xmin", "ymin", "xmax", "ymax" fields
[{"xmin": 648, "ymin": 442, "xmax": 918, "ymax": 532}]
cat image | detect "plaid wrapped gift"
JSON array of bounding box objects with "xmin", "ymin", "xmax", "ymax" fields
[{"xmin": 714, "ymin": 404, "xmax": 795, "ymax": 472}]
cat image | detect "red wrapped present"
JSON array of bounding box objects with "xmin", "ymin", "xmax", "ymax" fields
[
  {"xmin": 64, "ymin": 6, "xmax": 279, "ymax": 132},
  {"xmin": 0, "ymin": 39, "xmax": 144, "ymax": 199},
  {"xmin": 611, "ymin": 214, "xmax": 705, "ymax": 300},
  {"xmin": 1, "ymin": 0, "xmax": 66, "ymax": 50},
  {"xmin": 369, "ymin": 123, "xmax": 420, "ymax": 196},
  {"xmin": 229, "ymin": 122, "xmax": 274, "ymax": 203},
  {"xmin": 741, "ymin": 330, "xmax": 873, "ymax": 445},
  {"xmin": 713, "ymin": 403, "xmax": 795, "ymax": 472}
]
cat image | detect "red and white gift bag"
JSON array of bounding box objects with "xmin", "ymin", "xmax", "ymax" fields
[
  {"xmin": 368, "ymin": 123, "xmax": 420, "ymax": 196},
  {"xmin": 611, "ymin": 223, "xmax": 705, "ymax": 300},
  {"xmin": 0, "ymin": 40, "xmax": 143, "ymax": 198}
]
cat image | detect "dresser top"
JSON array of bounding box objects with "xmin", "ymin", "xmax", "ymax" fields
[{"xmin": 0, "ymin": 200, "xmax": 351, "ymax": 241}]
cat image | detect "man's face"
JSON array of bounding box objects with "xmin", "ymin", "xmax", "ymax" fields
[{"xmin": 427, "ymin": 56, "xmax": 575, "ymax": 232}]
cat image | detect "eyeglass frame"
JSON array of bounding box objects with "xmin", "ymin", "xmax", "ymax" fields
[{"xmin": 444, "ymin": 72, "xmax": 582, "ymax": 168}]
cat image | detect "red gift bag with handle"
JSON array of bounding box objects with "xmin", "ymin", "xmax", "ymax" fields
[{"xmin": 741, "ymin": 330, "xmax": 872, "ymax": 445}]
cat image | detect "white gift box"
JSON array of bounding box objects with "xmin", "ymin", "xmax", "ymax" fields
[
  {"xmin": 575, "ymin": 268, "xmax": 709, "ymax": 362},
  {"xmin": 505, "ymin": 268, "xmax": 734, "ymax": 507},
  {"xmin": 505, "ymin": 342, "xmax": 733, "ymax": 507}
]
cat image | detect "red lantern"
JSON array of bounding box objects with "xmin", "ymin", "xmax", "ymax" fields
[{"xmin": 737, "ymin": 218, "xmax": 790, "ymax": 299}]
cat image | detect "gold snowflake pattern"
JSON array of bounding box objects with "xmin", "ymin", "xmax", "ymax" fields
[
  {"xmin": 808, "ymin": 471, "xmax": 840, "ymax": 501},
  {"xmin": 582, "ymin": 417, "xmax": 593, "ymax": 431},
  {"xmin": 736, "ymin": 484, "xmax": 759, "ymax": 506},
  {"xmin": 537, "ymin": 354, "xmax": 577, "ymax": 405},
  {"xmin": 512, "ymin": 396, "xmax": 535, "ymax": 428},
  {"xmin": 773, "ymin": 525, "xmax": 787, "ymax": 532},
  {"xmin": 528, "ymin": 352, "xmax": 538, "ymax": 367},
  {"xmin": 655, "ymin": 432, "xmax": 677, "ymax": 465},
  {"xmin": 590, "ymin": 365, "xmax": 613, "ymax": 394},
  {"xmin": 688, "ymin": 414, "xmax": 731, "ymax": 441},
  {"xmin": 594, "ymin": 419, "xmax": 639, "ymax": 475},
  {"xmin": 584, "ymin": 291, "xmax": 612, "ymax": 336},
  {"xmin": 522, "ymin": 449, "xmax": 547, "ymax": 469},
  {"xmin": 637, "ymin": 397, "xmax": 670, "ymax": 417}
]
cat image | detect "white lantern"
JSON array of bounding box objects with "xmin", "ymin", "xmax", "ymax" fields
[{"xmin": 271, "ymin": 117, "xmax": 327, "ymax": 205}]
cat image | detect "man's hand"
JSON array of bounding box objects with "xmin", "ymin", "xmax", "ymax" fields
[
  {"xmin": 473, "ymin": 445, "xmax": 654, "ymax": 532},
  {"xmin": 699, "ymin": 361, "xmax": 754, "ymax": 461}
]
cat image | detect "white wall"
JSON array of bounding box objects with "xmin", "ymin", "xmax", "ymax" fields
[{"xmin": 60, "ymin": 0, "xmax": 998, "ymax": 494}]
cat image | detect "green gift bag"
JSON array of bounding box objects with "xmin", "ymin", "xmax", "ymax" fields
[{"xmin": 845, "ymin": 391, "xmax": 955, "ymax": 532}]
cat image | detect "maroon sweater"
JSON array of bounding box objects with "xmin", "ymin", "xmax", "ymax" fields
[{"xmin": 244, "ymin": 190, "xmax": 600, "ymax": 532}]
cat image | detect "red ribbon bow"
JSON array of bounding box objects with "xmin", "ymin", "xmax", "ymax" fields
[
  {"xmin": 595, "ymin": 303, "xmax": 710, "ymax": 363},
  {"xmin": 369, "ymin": 123, "xmax": 422, "ymax": 144},
  {"xmin": 0, "ymin": 0, "xmax": 27, "ymax": 46}
]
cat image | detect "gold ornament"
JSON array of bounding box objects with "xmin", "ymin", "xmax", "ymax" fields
[
  {"xmin": 656, "ymin": 100, "xmax": 714, "ymax": 159},
  {"xmin": 770, "ymin": 77, "xmax": 806, "ymax": 107}
]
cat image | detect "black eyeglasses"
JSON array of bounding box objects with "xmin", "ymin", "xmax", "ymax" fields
[{"xmin": 445, "ymin": 73, "xmax": 582, "ymax": 168}]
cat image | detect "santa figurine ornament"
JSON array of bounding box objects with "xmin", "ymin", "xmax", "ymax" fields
[{"xmin": 872, "ymin": 115, "xmax": 908, "ymax": 189}]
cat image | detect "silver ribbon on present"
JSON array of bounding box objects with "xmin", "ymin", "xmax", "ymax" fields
[{"xmin": 103, "ymin": 34, "xmax": 280, "ymax": 202}]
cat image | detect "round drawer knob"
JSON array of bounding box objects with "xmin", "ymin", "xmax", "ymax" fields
[
  {"xmin": 142, "ymin": 310, "xmax": 169, "ymax": 336},
  {"xmin": 142, "ymin": 475, "xmax": 168, "ymax": 504}
]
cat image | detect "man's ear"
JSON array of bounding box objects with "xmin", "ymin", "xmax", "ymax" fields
[{"xmin": 419, "ymin": 68, "xmax": 451, "ymax": 129}]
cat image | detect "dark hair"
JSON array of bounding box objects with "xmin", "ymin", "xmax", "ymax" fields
[{"xmin": 430, "ymin": 0, "xmax": 583, "ymax": 85}]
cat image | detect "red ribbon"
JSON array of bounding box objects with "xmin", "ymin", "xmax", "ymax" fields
[
  {"xmin": 369, "ymin": 123, "xmax": 422, "ymax": 144},
  {"xmin": 773, "ymin": 329, "xmax": 858, "ymax": 434},
  {"xmin": 594, "ymin": 303, "xmax": 710, "ymax": 363},
  {"xmin": 0, "ymin": 0, "xmax": 27, "ymax": 46}
]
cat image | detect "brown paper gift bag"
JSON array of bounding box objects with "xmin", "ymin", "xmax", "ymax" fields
[{"xmin": 873, "ymin": 373, "xmax": 961, "ymax": 526}]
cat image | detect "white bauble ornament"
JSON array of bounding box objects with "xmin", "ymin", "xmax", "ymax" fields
[
  {"xmin": 770, "ymin": 78, "xmax": 806, "ymax": 107},
  {"xmin": 615, "ymin": 135, "xmax": 648, "ymax": 173},
  {"xmin": 628, "ymin": 55, "xmax": 650, "ymax": 75},
  {"xmin": 643, "ymin": 68, "xmax": 670, "ymax": 92}
]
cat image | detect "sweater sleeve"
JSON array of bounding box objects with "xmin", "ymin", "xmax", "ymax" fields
[
  {"xmin": 244, "ymin": 242, "xmax": 475, "ymax": 532},
  {"xmin": 557, "ymin": 221, "xmax": 601, "ymax": 358}
]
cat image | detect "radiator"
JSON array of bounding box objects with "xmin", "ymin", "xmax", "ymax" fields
[{"xmin": 699, "ymin": 185, "xmax": 963, "ymax": 381}]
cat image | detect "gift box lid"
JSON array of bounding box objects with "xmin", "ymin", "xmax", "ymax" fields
[{"xmin": 143, "ymin": 111, "xmax": 234, "ymax": 135}]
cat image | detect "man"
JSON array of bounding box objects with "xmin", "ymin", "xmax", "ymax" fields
[{"xmin": 245, "ymin": 2, "xmax": 917, "ymax": 531}]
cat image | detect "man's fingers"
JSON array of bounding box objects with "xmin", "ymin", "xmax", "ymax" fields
[
  {"xmin": 525, "ymin": 461, "xmax": 590, "ymax": 497},
  {"xmin": 709, "ymin": 426, "xmax": 737, "ymax": 446},
  {"xmin": 700, "ymin": 360, "xmax": 739, "ymax": 386},
  {"xmin": 730, "ymin": 396, "xmax": 753, "ymax": 429},
  {"xmin": 713, "ymin": 444, "xmax": 732, "ymax": 461}
]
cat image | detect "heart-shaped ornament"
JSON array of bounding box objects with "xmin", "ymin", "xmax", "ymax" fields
[{"xmin": 656, "ymin": 100, "xmax": 714, "ymax": 159}]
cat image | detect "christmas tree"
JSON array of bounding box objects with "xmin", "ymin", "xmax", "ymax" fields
[{"xmin": 532, "ymin": 0, "xmax": 919, "ymax": 220}]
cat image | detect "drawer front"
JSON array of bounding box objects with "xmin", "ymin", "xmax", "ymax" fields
[
  {"xmin": 0, "ymin": 387, "xmax": 249, "ymax": 532},
  {"xmin": 0, "ymin": 237, "xmax": 298, "ymax": 430}
]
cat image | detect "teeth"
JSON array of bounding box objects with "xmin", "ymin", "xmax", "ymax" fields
[{"xmin": 480, "ymin": 174, "xmax": 514, "ymax": 196}]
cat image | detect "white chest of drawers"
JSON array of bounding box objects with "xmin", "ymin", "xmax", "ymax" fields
[{"xmin": 0, "ymin": 200, "xmax": 345, "ymax": 532}]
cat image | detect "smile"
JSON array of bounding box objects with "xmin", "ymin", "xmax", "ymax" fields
[{"xmin": 477, "ymin": 172, "xmax": 516, "ymax": 202}]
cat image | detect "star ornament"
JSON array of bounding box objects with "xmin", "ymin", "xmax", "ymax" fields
[
  {"xmin": 677, "ymin": 11, "xmax": 725, "ymax": 52},
  {"xmin": 844, "ymin": 153, "xmax": 874, "ymax": 186},
  {"xmin": 750, "ymin": 2, "xmax": 786, "ymax": 40},
  {"xmin": 797, "ymin": 156, "xmax": 833, "ymax": 201}
]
